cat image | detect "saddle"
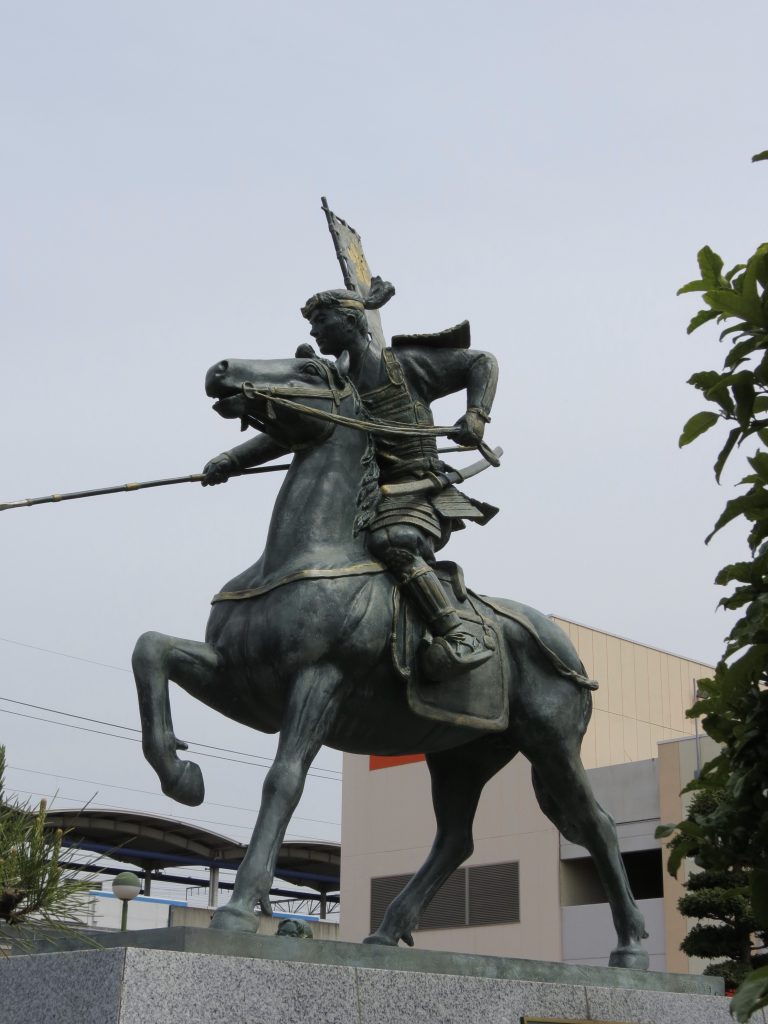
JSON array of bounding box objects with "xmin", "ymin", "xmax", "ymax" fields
[
  {"xmin": 391, "ymin": 561, "xmax": 510, "ymax": 732},
  {"xmin": 212, "ymin": 560, "xmax": 597, "ymax": 731}
]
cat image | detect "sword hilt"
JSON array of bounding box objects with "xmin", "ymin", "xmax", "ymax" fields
[{"xmin": 477, "ymin": 440, "xmax": 501, "ymax": 467}]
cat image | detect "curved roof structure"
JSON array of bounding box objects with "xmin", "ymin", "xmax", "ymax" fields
[{"xmin": 46, "ymin": 808, "xmax": 339, "ymax": 892}]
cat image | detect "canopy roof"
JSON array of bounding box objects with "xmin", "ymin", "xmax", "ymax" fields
[{"xmin": 46, "ymin": 808, "xmax": 340, "ymax": 892}]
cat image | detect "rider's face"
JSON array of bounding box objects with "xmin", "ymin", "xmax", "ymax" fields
[{"xmin": 309, "ymin": 308, "xmax": 360, "ymax": 356}]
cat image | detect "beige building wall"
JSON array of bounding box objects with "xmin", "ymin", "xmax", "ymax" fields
[
  {"xmin": 658, "ymin": 733, "xmax": 720, "ymax": 974},
  {"xmin": 340, "ymin": 616, "xmax": 714, "ymax": 964},
  {"xmin": 341, "ymin": 750, "xmax": 561, "ymax": 957},
  {"xmin": 550, "ymin": 617, "xmax": 711, "ymax": 769}
]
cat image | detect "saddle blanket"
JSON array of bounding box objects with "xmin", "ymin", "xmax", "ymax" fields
[{"xmin": 393, "ymin": 563, "xmax": 510, "ymax": 732}]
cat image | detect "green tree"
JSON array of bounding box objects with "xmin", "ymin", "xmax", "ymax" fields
[
  {"xmin": 658, "ymin": 149, "xmax": 768, "ymax": 1022},
  {"xmin": 673, "ymin": 791, "xmax": 768, "ymax": 989},
  {"xmin": 0, "ymin": 745, "xmax": 90, "ymax": 949}
]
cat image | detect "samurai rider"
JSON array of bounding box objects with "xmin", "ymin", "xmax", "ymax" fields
[{"xmin": 202, "ymin": 280, "xmax": 499, "ymax": 679}]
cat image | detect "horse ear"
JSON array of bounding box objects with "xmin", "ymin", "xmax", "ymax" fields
[
  {"xmin": 336, "ymin": 350, "xmax": 351, "ymax": 377},
  {"xmin": 295, "ymin": 343, "xmax": 315, "ymax": 358}
]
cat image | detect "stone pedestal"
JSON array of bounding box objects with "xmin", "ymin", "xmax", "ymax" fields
[{"xmin": 0, "ymin": 927, "xmax": 748, "ymax": 1024}]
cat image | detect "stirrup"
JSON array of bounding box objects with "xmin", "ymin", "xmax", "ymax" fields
[{"xmin": 420, "ymin": 630, "xmax": 494, "ymax": 681}]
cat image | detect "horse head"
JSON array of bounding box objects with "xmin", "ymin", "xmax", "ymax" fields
[{"xmin": 205, "ymin": 351, "xmax": 353, "ymax": 450}]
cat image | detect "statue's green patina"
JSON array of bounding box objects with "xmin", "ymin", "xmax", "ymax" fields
[
  {"xmin": 204, "ymin": 278, "xmax": 500, "ymax": 680},
  {"xmin": 133, "ymin": 202, "xmax": 649, "ymax": 968},
  {"xmin": 276, "ymin": 918, "xmax": 314, "ymax": 939}
]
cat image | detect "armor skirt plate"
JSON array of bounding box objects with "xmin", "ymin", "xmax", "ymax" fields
[{"xmin": 368, "ymin": 485, "xmax": 490, "ymax": 539}]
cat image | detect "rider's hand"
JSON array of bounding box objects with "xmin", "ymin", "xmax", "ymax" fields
[
  {"xmin": 201, "ymin": 452, "xmax": 238, "ymax": 486},
  {"xmin": 448, "ymin": 410, "xmax": 486, "ymax": 447}
]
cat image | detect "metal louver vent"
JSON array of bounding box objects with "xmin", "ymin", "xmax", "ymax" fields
[
  {"xmin": 370, "ymin": 861, "xmax": 520, "ymax": 933},
  {"xmin": 419, "ymin": 869, "xmax": 465, "ymax": 930},
  {"xmin": 370, "ymin": 873, "xmax": 412, "ymax": 933},
  {"xmin": 467, "ymin": 861, "xmax": 520, "ymax": 926}
]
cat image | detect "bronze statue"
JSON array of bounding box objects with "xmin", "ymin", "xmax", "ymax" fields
[
  {"xmin": 132, "ymin": 202, "xmax": 649, "ymax": 969},
  {"xmin": 203, "ymin": 278, "xmax": 499, "ymax": 678},
  {"xmin": 276, "ymin": 918, "xmax": 314, "ymax": 939}
]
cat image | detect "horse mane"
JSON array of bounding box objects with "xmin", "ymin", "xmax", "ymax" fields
[
  {"xmin": 353, "ymin": 431, "xmax": 380, "ymax": 536},
  {"xmin": 313, "ymin": 356, "xmax": 349, "ymax": 396},
  {"xmin": 306, "ymin": 355, "xmax": 380, "ymax": 535}
]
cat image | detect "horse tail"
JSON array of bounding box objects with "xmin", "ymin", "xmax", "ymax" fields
[
  {"xmin": 477, "ymin": 594, "xmax": 598, "ymax": 691},
  {"xmin": 579, "ymin": 678, "xmax": 594, "ymax": 735}
]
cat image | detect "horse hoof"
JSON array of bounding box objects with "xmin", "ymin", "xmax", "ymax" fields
[
  {"xmin": 363, "ymin": 931, "xmax": 398, "ymax": 947},
  {"xmin": 210, "ymin": 904, "xmax": 261, "ymax": 933},
  {"xmin": 609, "ymin": 946, "xmax": 649, "ymax": 971},
  {"xmin": 162, "ymin": 760, "xmax": 205, "ymax": 806}
]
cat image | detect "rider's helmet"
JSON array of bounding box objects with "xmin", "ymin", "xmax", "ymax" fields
[{"xmin": 300, "ymin": 276, "xmax": 395, "ymax": 323}]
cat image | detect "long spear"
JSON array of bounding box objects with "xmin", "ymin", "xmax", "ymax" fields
[
  {"xmin": 0, "ymin": 464, "xmax": 292, "ymax": 513},
  {"xmin": 0, "ymin": 447, "xmax": 477, "ymax": 513}
]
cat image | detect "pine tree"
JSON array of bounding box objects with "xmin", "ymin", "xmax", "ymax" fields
[
  {"xmin": 674, "ymin": 791, "xmax": 768, "ymax": 989},
  {"xmin": 0, "ymin": 745, "xmax": 90, "ymax": 948}
]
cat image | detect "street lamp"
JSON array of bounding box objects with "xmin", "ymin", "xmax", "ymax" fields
[{"xmin": 112, "ymin": 871, "xmax": 141, "ymax": 931}]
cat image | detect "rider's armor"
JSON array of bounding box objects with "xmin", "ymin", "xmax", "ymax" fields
[
  {"xmin": 361, "ymin": 348, "xmax": 497, "ymax": 679},
  {"xmin": 299, "ymin": 283, "xmax": 498, "ymax": 679},
  {"xmin": 361, "ymin": 349, "xmax": 497, "ymax": 542}
]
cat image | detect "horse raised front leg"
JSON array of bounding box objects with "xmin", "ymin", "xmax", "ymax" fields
[
  {"xmin": 211, "ymin": 663, "xmax": 344, "ymax": 934},
  {"xmin": 132, "ymin": 631, "xmax": 223, "ymax": 806},
  {"xmin": 365, "ymin": 737, "xmax": 515, "ymax": 947},
  {"xmin": 529, "ymin": 750, "xmax": 649, "ymax": 970}
]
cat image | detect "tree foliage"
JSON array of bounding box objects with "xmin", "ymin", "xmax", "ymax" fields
[
  {"xmin": 657, "ymin": 153, "xmax": 768, "ymax": 1020},
  {"xmin": 669, "ymin": 236, "xmax": 768, "ymax": 890},
  {"xmin": 0, "ymin": 745, "xmax": 90, "ymax": 950},
  {"xmin": 672, "ymin": 791, "xmax": 768, "ymax": 988}
]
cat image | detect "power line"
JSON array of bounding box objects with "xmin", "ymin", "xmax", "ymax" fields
[
  {"xmin": 0, "ymin": 655, "xmax": 344, "ymax": 776},
  {"xmin": 6, "ymin": 786, "xmax": 335, "ymax": 843},
  {"xmin": 0, "ymin": 697, "xmax": 342, "ymax": 781},
  {"xmin": 1, "ymin": 697, "xmax": 143, "ymax": 733},
  {"xmin": 7, "ymin": 787, "xmax": 252, "ymax": 835},
  {"xmin": 0, "ymin": 707, "xmax": 140, "ymax": 744},
  {"xmin": 0, "ymin": 635, "xmax": 130, "ymax": 672},
  {"xmin": 6, "ymin": 763, "xmax": 341, "ymax": 827},
  {"xmin": 0, "ymin": 706, "xmax": 342, "ymax": 782}
]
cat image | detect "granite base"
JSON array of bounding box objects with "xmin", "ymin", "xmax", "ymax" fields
[{"xmin": 0, "ymin": 929, "xmax": 753, "ymax": 1024}]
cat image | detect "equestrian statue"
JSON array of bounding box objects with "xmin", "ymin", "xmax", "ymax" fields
[{"xmin": 132, "ymin": 200, "xmax": 649, "ymax": 968}]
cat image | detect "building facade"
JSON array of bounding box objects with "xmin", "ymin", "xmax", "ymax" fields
[{"xmin": 340, "ymin": 615, "xmax": 714, "ymax": 971}]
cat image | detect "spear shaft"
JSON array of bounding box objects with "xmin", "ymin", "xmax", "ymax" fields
[
  {"xmin": 0, "ymin": 464, "xmax": 292, "ymax": 513},
  {"xmin": 0, "ymin": 447, "xmax": 481, "ymax": 513}
]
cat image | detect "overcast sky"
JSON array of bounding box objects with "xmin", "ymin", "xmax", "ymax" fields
[{"xmin": 2, "ymin": 1, "xmax": 766, "ymax": 867}]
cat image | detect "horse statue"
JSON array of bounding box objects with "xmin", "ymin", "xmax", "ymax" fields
[{"xmin": 132, "ymin": 351, "xmax": 649, "ymax": 969}]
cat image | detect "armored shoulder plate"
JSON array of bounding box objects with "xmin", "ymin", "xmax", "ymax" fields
[{"xmin": 391, "ymin": 320, "xmax": 470, "ymax": 350}]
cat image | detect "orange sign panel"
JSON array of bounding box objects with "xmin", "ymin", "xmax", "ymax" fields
[{"xmin": 369, "ymin": 753, "xmax": 426, "ymax": 770}]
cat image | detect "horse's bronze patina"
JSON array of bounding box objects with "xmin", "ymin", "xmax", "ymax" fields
[
  {"xmin": 132, "ymin": 351, "xmax": 650, "ymax": 969},
  {"xmin": 206, "ymin": 280, "xmax": 502, "ymax": 682}
]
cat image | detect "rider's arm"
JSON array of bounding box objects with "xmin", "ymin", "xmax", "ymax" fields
[
  {"xmin": 202, "ymin": 434, "xmax": 289, "ymax": 486},
  {"xmin": 397, "ymin": 346, "xmax": 498, "ymax": 443}
]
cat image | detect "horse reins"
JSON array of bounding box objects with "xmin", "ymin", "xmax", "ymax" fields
[
  {"xmin": 240, "ymin": 363, "xmax": 492, "ymax": 452},
  {"xmin": 241, "ymin": 382, "xmax": 454, "ymax": 438}
]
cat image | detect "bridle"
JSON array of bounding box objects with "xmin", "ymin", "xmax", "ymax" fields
[
  {"xmin": 239, "ymin": 358, "xmax": 500, "ymax": 466},
  {"xmin": 240, "ymin": 361, "xmax": 458, "ymax": 441}
]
